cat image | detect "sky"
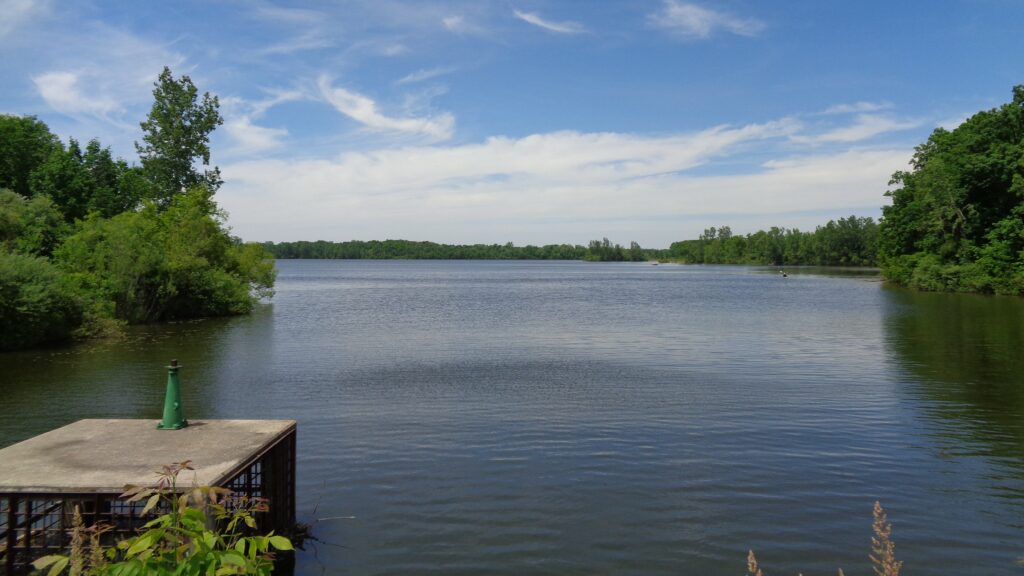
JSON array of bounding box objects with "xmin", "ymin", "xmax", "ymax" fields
[{"xmin": 2, "ymin": 0, "xmax": 1023, "ymax": 247}]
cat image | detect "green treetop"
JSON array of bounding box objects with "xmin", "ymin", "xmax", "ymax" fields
[{"xmin": 136, "ymin": 67, "xmax": 224, "ymax": 207}]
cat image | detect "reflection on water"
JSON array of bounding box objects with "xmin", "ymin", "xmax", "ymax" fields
[
  {"xmin": 885, "ymin": 287, "xmax": 1024, "ymax": 460},
  {"xmin": 2, "ymin": 261, "xmax": 1023, "ymax": 575}
]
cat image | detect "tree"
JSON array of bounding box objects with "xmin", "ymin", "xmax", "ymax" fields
[
  {"xmin": 136, "ymin": 67, "xmax": 223, "ymax": 207},
  {"xmin": 29, "ymin": 137, "xmax": 149, "ymax": 222},
  {"xmin": 0, "ymin": 115, "xmax": 60, "ymax": 197}
]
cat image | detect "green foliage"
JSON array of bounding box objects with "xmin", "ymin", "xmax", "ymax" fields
[
  {"xmin": 266, "ymin": 238, "xmax": 590, "ymax": 260},
  {"xmin": 30, "ymin": 138, "xmax": 149, "ymax": 221},
  {"xmin": 0, "ymin": 114, "xmax": 60, "ymax": 197},
  {"xmin": 33, "ymin": 461, "xmax": 293, "ymax": 576},
  {"xmin": 0, "ymin": 251, "xmax": 83, "ymax": 349},
  {"xmin": 668, "ymin": 217, "xmax": 879, "ymax": 267},
  {"xmin": 56, "ymin": 188, "xmax": 276, "ymax": 324},
  {"xmin": 0, "ymin": 188, "xmax": 67, "ymax": 256},
  {"xmin": 879, "ymin": 85, "xmax": 1024, "ymax": 295},
  {"xmin": 583, "ymin": 238, "xmax": 648, "ymax": 261},
  {"xmin": 136, "ymin": 67, "xmax": 223, "ymax": 207},
  {"xmin": 0, "ymin": 68, "xmax": 274, "ymax": 350}
]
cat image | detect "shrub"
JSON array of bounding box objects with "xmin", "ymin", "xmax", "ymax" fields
[{"xmin": 0, "ymin": 251, "xmax": 83, "ymax": 349}]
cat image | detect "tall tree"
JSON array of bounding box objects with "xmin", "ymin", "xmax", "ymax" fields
[
  {"xmin": 0, "ymin": 115, "xmax": 60, "ymax": 198},
  {"xmin": 136, "ymin": 67, "xmax": 223, "ymax": 206}
]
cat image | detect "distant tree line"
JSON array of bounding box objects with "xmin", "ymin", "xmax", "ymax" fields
[
  {"xmin": 583, "ymin": 238, "xmax": 651, "ymax": 261},
  {"xmin": 266, "ymin": 238, "xmax": 673, "ymax": 262},
  {"xmin": 0, "ymin": 68, "xmax": 275, "ymax": 350},
  {"xmin": 668, "ymin": 217, "xmax": 880, "ymax": 267},
  {"xmin": 265, "ymin": 239, "xmax": 589, "ymax": 260}
]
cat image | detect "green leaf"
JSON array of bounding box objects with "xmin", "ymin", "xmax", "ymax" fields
[
  {"xmin": 46, "ymin": 557, "xmax": 69, "ymax": 576},
  {"xmin": 126, "ymin": 530, "xmax": 158, "ymax": 556},
  {"xmin": 268, "ymin": 535, "xmax": 293, "ymax": 551},
  {"xmin": 219, "ymin": 551, "xmax": 247, "ymax": 567},
  {"xmin": 142, "ymin": 492, "xmax": 161, "ymax": 515},
  {"xmin": 31, "ymin": 555, "xmax": 66, "ymax": 570}
]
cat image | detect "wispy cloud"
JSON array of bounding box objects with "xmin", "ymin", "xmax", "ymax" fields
[
  {"xmin": 220, "ymin": 90, "xmax": 303, "ymax": 156},
  {"xmin": 317, "ymin": 76, "xmax": 454, "ymax": 141},
  {"xmin": 649, "ymin": 0, "xmax": 765, "ymax": 39},
  {"xmin": 218, "ymin": 119, "xmax": 906, "ymax": 245},
  {"xmin": 28, "ymin": 21, "xmax": 186, "ymax": 129},
  {"xmin": 797, "ymin": 114, "xmax": 922, "ymax": 143},
  {"xmin": 223, "ymin": 117, "xmax": 289, "ymax": 156},
  {"xmin": 513, "ymin": 10, "xmax": 585, "ymax": 34},
  {"xmin": 251, "ymin": 2, "xmax": 333, "ymax": 54},
  {"xmin": 0, "ymin": 0, "xmax": 48, "ymax": 39},
  {"xmin": 442, "ymin": 15, "xmax": 469, "ymax": 33},
  {"xmin": 381, "ymin": 44, "xmax": 409, "ymax": 56},
  {"xmin": 396, "ymin": 66, "xmax": 457, "ymax": 86},
  {"xmin": 260, "ymin": 31, "xmax": 334, "ymax": 55},
  {"xmin": 821, "ymin": 101, "xmax": 893, "ymax": 115},
  {"xmin": 32, "ymin": 71, "xmax": 120, "ymax": 118}
]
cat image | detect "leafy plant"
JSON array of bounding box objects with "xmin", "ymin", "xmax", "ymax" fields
[{"xmin": 33, "ymin": 461, "xmax": 293, "ymax": 576}]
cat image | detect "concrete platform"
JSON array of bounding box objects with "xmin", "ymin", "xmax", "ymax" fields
[{"xmin": 0, "ymin": 419, "xmax": 296, "ymax": 493}]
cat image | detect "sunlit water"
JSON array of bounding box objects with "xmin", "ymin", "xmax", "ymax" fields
[{"xmin": 3, "ymin": 260, "xmax": 1023, "ymax": 575}]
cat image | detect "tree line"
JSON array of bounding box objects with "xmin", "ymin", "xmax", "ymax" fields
[
  {"xmin": 0, "ymin": 68, "xmax": 275, "ymax": 350},
  {"xmin": 265, "ymin": 239, "xmax": 589, "ymax": 260},
  {"xmin": 668, "ymin": 217, "xmax": 879, "ymax": 267}
]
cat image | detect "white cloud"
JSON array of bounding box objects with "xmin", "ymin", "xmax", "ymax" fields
[
  {"xmin": 797, "ymin": 114, "xmax": 922, "ymax": 144},
  {"xmin": 0, "ymin": 0, "xmax": 47, "ymax": 38},
  {"xmin": 649, "ymin": 1, "xmax": 765, "ymax": 39},
  {"xmin": 381, "ymin": 43, "xmax": 409, "ymax": 56},
  {"xmin": 28, "ymin": 22, "xmax": 186, "ymax": 133},
  {"xmin": 317, "ymin": 76, "xmax": 455, "ymax": 141},
  {"xmin": 220, "ymin": 90, "xmax": 302, "ymax": 156},
  {"xmin": 32, "ymin": 71, "xmax": 120, "ymax": 117},
  {"xmin": 213, "ymin": 118, "xmax": 901, "ymax": 246},
  {"xmin": 442, "ymin": 15, "xmax": 469, "ymax": 33},
  {"xmin": 250, "ymin": 2, "xmax": 333, "ymax": 54},
  {"xmin": 513, "ymin": 10, "xmax": 585, "ymax": 34},
  {"xmin": 223, "ymin": 117, "xmax": 289, "ymax": 156},
  {"xmin": 937, "ymin": 114, "xmax": 969, "ymax": 131},
  {"xmin": 396, "ymin": 66, "xmax": 457, "ymax": 85},
  {"xmin": 261, "ymin": 31, "xmax": 333, "ymax": 55},
  {"xmin": 821, "ymin": 101, "xmax": 893, "ymax": 115}
]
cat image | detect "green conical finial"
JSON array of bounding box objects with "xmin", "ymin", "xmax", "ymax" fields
[{"xmin": 157, "ymin": 359, "xmax": 188, "ymax": 430}]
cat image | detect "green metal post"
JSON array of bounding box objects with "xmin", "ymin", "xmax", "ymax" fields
[{"xmin": 157, "ymin": 359, "xmax": 188, "ymax": 430}]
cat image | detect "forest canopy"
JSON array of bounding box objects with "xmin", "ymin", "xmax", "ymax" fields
[
  {"xmin": 879, "ymin": 86, "xmax": 1024, "ymax": 295},
  {"xmin": 0, "ymin": 68, "xmax": 275, "ymax": 350}
]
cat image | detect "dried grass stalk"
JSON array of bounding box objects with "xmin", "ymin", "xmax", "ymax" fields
[{"xmin": 870, "ymin": 501, "xmax": 903, "ymax": 576}]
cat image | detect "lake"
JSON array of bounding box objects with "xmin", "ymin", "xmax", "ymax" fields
[{"xmin": 2, "ymin": 260, "xmax": 1023, "ymax": 575}]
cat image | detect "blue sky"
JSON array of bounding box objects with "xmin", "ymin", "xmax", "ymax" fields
[{"xmin": 2, "ymin": 0, "xmax": 1023, "ymax": 246}]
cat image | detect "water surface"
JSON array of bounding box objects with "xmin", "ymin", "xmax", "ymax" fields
[{"xmin": 2, "ymin": 260, "xmax": 1023, "ymax": 575}]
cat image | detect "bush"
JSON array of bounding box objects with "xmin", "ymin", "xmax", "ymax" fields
[
  {"xmin": 55, "ymin": 188, "xmax": 275, "ymax": 324},
  {"xmin": 0, "ymin": 251, "xmax": 83, "ymax": 349}
]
